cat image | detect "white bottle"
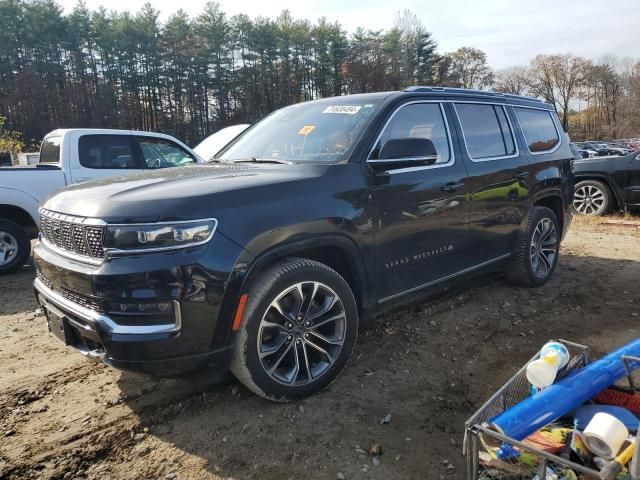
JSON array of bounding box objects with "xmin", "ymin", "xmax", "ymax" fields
[{"xmin": 526, "ymin": 341, "xmax": 570, "ymax": 389}]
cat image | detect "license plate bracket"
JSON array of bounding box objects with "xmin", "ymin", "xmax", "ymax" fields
[{"xmin": 45, "ymin": 305, "xmax": 73, "ymax": 346}]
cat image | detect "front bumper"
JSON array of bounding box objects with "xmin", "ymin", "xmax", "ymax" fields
[{"xmin": 32, "ymin": 232, "xmax": 248, "ymax": 376}]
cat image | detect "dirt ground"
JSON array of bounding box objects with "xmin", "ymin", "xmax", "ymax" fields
[{"xmin": 1, "ymin": 216, "xmax": 639, "ymax": 480}]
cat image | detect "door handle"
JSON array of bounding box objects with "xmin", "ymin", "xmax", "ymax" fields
[
  {"xmin": 513, "ymin": 171, "xmax": 530, "ymax": 180},
  {"xmin": 441, "ymin": 182, "xmax": 464, "ymax": 192}
]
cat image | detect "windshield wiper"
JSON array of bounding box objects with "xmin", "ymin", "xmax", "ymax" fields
[{"xmin": 232, "ymin": 157, "xmax": 292, "ymax": 165}]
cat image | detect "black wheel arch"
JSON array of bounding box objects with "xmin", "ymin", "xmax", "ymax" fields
[
  {"xmin": 239, "ymin": 235, "xmax": 371, "ymax": 312},
  {"xmin": 218, "ymin": 234, "xmax": 373, "ymax": 346},
  {"xmin": 0, "ymin": 204, "xmax": 38, "ymax": 239}
]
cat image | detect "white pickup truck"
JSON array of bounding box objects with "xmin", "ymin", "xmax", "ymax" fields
[{"xmin": 0, "ymin": 128, "xmax": 207, "ymax": 275}]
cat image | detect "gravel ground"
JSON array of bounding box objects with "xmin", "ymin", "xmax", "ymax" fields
[{"xmin": 0, "ymin": 215, "xmax": 639, "ymax": 480}]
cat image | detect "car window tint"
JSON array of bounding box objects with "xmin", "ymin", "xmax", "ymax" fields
[
  {"xmin": 137, "ymin": 137, "xmax": 196, "ymax": 169},
  {"xmin": 514, "ymin": 108, "xmax": 560, "ymax": 153},
  {"xmin": 78, "ymin": 135, "xmax": 140, "ymax": 169},
  {"xmin": 455, "ymin": 103, "xmax": 515, "ymax": 159},
  {"xmin": 40, "ymin": 136, "xmax": 61, "ymax": 164},
  {"xmin": 371, "ymin": 103, "xmax": 451, "ymax": 164}
]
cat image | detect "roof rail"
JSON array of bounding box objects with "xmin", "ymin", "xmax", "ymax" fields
[{"xmin": 402, "ymin": 86, "xmax": 544, "ymax": 103}]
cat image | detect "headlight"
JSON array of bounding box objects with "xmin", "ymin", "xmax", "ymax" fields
[{"xmin": 104, "ymin": 219, "xmax": 217, "ymax": 254}]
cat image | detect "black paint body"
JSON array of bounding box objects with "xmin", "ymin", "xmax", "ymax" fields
[
  {"xmin": 572, "ymin": 152, "xmax": 640, "ymax": 209},
  {"xmin": 33, "ymin": 89, "xmax": 575, "ymax": 376}
]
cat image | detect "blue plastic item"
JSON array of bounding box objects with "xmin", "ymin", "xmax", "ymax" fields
[
  {"xmin": 573, "ymin": 405, "xmax": 639, "ymax": 432},
  {"xmin": 488, "ymin": 338, "xmax": 640, "ymax": 441},
  {"xmin": 496, "ymin": 443, "xmax": 520, "ymax": 460}
]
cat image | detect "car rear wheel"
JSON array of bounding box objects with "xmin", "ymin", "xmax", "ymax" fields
[
  {"xmin": 231, "ymin": 258, "xmax": 358, "ymax": 401},
  {"xmin": 0, "ymin": 219, "xmax": 30, "ymax": 275},
  {"xmin": 506, "ymin": 206, "xmax": 560, "ymax": 287},
  {"xmin": 573, "ymin": 180, "xmax": 612, "ymax": 216}
]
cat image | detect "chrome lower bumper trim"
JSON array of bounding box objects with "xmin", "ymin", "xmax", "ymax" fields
[{"xmin": 34, "ymin": 277, "xmax": 182, "ymax": 335}]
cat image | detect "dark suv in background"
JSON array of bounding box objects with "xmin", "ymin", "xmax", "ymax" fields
[{"xmin": 33, "ymin": 87, "xmax": 574, "ymax": 401}]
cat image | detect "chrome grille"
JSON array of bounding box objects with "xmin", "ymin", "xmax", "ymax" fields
[{"xmin": 39, "ymin": 209, "xmax": 105, "ymax": 261}]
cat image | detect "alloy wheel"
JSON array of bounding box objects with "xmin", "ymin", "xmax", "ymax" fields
[
  {"xmin": 257, "ymin": 281, "xmax": 346, "ymax": 386},
  {"xmin": 529, "ymin": 218, "xmax": 558, "ymax": 279},
  {"xmin": 573, "ymin": 184, "xmax": 605, "ymax": 215},
  {"xmin": 0, "ymin": 231, "xmax": 18, "ymax": 267}
]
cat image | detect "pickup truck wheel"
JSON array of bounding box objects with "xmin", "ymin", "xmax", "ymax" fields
[
  {"xmin": 573, "ymin": 180, "xmax": 611, "ymax": 216},
  {"xmin": 0, "ymin": 219, "xmax": 30, "ymax": 275},
  {"xmin": 231, "ymin": 258, "xmax": 358, "ymax": 402},
  {"xmin": 506, "ymin": 206, "xmax": 560, "ymax": 287}
]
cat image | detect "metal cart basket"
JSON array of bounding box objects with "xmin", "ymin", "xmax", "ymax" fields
[{"xmin": 464, "ymin": 339, "xmax": 640, "ymax": 480}]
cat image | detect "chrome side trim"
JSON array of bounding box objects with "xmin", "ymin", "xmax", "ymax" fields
[
  {"xmin": 451, "ymin": 102, "xmax": 520, "ymax": 162},
  {"xmin": 34, "ymin": 277, "xmax": 182, "ymax": 335},
  {"xmin": 378, "ymin": 253, "xmax": 512, "ymax": 304},
  {"xmin": 366, "ymin": 101, "xmax": 456, "ymax": 174},
  {"xmin": 367, "ymin": 154, "xmax": 438, "ymax": 164},
  {"xmin": 104, "ymin": 218, "xmax": 218, "ymax": 257},
  {"xmin": 512, "ymin": 105, "xmax": 563, "ymax": 155}
]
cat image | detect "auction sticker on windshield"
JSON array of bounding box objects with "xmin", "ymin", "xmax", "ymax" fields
[
  {"xmin": 322, "ymin": 106, "xmax": 362, "ymax": 115},
  {"xmin": 298, "ymin": 125, "xmax": 316, "ymax": 135}
]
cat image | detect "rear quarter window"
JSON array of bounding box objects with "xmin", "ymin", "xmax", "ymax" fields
[
  {"xmin": 39, "ymin": 136, "xmax": 62, "ymax": 164},
  {"xmin": 514, "ymin": 108, "xmax": 560, "ymax": 153}
]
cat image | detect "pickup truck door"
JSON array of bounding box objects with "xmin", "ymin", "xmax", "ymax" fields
[
  {"xmin": 369, "ymin": 101, "xmax": 470, "ymax": 303},
  {"xmin": 68, "ymin": 132, "xmax": 146, "ymax": 183},
  {"xmin": 450, "ymin": 102, "xmax": 533, "ymax": 262}
]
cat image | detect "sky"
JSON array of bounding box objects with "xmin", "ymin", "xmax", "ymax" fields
[{"xmin": 56, "ymin": 0, "xmax": 640, "ymax": 70}]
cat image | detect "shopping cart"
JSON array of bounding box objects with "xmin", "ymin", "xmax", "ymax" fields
[{"xmin": 464, "ymin": 339, "xmax": 640, "ymax": 480}]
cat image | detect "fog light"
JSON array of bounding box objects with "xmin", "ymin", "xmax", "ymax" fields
[{"xmin": 110, "ymin": 302, "xmax": 173, "ymax": 315}]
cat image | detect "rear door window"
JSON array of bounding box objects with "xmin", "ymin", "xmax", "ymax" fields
[
  {"xmin": 136, "ymin": 137, "xmax": 197, "ymax": 169},
  {"xmin": 455, "ymin": 103, "xmax": 516, "ymax": 160},
  {"xmin": 78, "ymin": 135, "xmax": 141, "ymax": 169},
  {"xmin": 39, "ymin": 136, "xmax": 62, "ymax": 164},
  {"xmin": 514, "ymin": 108, "xmax": 560, "ymax": 153},
  {"xmin": 370, "ymin": 102, "xmax": 452, "ymax": 165}
]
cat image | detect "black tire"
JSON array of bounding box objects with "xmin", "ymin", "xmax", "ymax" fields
[
  {"xmin": 230, "ymin": 257, "xmax": 359, "ymax": 402},
  {"xmin": 506, "ymin": 206, "xmax": 560, "ymax": 287},
  {"xmin": 0, "ymin": 219, "xmax": 30, "ymax": 276},
  {"xmin": 572, "ymin": 180, "xmax": 612, "ymax": 216}
]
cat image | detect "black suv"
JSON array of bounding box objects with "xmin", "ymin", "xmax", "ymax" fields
[{"xmin": 33, "ymin": 87, "xmax": 574, "ymax": 401}]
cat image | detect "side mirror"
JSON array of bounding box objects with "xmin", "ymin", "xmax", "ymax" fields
[{"xmin": 369, "ymin": 138, "xmax": 438, "ymax": 171}]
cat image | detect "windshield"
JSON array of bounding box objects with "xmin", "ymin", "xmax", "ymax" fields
[{"xmin": 217, "ymin": 98, "xmax": 384, "ymax": 164}]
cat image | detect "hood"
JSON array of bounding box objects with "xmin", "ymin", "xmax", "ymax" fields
[{"xmin": 44, "ymin": 163, "xmax": 326, "ymax": 222}]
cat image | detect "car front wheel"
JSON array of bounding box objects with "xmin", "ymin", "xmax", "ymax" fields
[
  {"xmin": 231, "ymin": 258, "xmax": 358, "ymax": 401},
  {"xmin": 0, "ymin": 219, "xmax": 30, "ymax": 275}
]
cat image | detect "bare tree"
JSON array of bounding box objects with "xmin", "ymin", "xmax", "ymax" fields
[
  {"xmin": 528, "ymin": 54, "xmax": 591, "ymax": 131},
  {"xmin": 493, "ymin": 66, "xmax": 529, "ymax": 95},
  {"xmin": 443, "ymin": 47, "xmax": 493, "ymax": 89}
]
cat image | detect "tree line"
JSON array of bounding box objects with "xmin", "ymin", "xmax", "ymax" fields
[
  {"xmin": 494, "ymin": 54, "xmax": 640, "ymax": 139},
  {"xmin": 0, "ymin": 0, "xmax": 638, "ymax": 150}
]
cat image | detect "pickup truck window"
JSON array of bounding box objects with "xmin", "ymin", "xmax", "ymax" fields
[
  {"xmin": 79, "ymin": 135, "xmax": 142, "ymax": 169},
  {"xmin": 136, "ymin": 137, "xmax": 196, "ymax": 169},
  {"xmin": 369, "ymin": 102, "xmax": 451, "ymax": 164},
  {"xmin": 455, "ymin": 103, "xmax": 516, "ymax": 160},
  {"xmin": 217, "ymin": 98, "xmax": 383, "ymax": 164},
  {"xmin": 514, "ymin": 107, "xmax": 560, "ymax": 153},
  {"xmin": 39, "ymin": 136, "xmax": 61, "ymax": 164}
]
